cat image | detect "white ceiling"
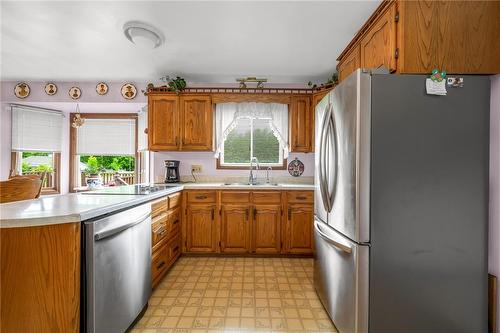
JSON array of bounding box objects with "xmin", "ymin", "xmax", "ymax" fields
[{"xmin": 1, "ymin": 1, "xmax": 380, "ymax": 84}]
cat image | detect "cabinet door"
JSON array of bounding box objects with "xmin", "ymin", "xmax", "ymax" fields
[
  {"xmin": 286, "ymin": 204, "xmax": 314, "ymax": 254},
  {"xmin": 148, "ymin": 95, "xmax": 180, "ymax": 150},
  {"xmin": 360, "ymin": 2, "xmax": 397, "ymax": 72},
  {"xmin": 186, "ymin": 204, "xmax": 217, "ymax": 252},
  {"xmin": 180, "ymin": 95, "xmax": 213, "ymax": 151},
  {"xmin": 338, "ymin": 44, "xmax": 361, "ymax": 82},
  {"xmin": 221, "ymin": 204, "xmax": 251, "ymax": 253},
  {"xmin": 290, "ymin": 96, "xmax": 312, "ymax": 152},
  {"xmin": 252, "ymin": 204, "xmax": 281, "ymax": 254}
]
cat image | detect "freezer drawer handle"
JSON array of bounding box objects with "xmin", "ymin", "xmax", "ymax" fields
[
  {"xmin": 94, "ymin": 213, "xmax": 151, "ymax": 241},
  {"xmin": 314, "ymin": 222, "xmax": 352, "ymax": 254}
]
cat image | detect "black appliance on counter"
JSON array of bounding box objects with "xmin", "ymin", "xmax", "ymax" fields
[{"xmin": 164, "ymin": 160, "xmax": 180, "ymax": 183}]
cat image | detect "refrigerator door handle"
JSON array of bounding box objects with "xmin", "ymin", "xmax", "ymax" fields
[
  {"xmin": 314, "ymin": 220, "xmax": 352, "ymax": 254},
  {"xmin": 319, "ymin": 103, "xmax": 332, "ymax": 212},
  {"xmin": 326, "ymin": 111, "xmax": 338, "ymax": 212}
]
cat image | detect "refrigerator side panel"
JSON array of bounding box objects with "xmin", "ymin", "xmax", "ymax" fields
[{"xmin": 369, "ymin": 75, "xmax": 490, "ymax": 333}]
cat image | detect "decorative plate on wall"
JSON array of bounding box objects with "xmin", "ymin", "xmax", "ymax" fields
[
  {"xmin": 44, "ymin": 83, "xmax": 57, "ymax": 96},
  {"xmin": 121, "ymin": 83, "xmax": 137, "ymax": 100},
  {"xmin": 69, "ymin": 87, "xmax": 82, "ymax": 100},
  {"xmin": 14, "ymin": 82, "xmax": 30, "ymax": 99},
  {"xmin": 288, "ymin": 157, "xmax": 305, "ymax": 177},
  {"xmin": 96, "ymin": 82, "xmax": 108, "ymax": 95}
]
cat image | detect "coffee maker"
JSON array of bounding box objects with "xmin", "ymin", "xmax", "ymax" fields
[{"xmin": 164, "ymin": 160, "xmax": 180, "ymax": 183}]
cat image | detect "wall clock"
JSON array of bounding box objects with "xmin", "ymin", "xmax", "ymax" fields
[
  {"xmin": 14, "ymin": 82, "xmax": 30, "ymax": 99},
  {"xmin": 121, "ymin": 83, "xmax": 137, "ymax": 100}
]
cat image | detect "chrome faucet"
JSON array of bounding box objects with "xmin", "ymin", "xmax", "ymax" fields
[
  {"xmin": 266, "ymin": 166, "xmax": 272, "ymax": 184},
  {"xmin": 249, "ymin": 157, "xmax": 260, "ymax": 185}
]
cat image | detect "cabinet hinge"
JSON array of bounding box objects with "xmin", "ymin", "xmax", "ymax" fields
[
  {"xmin": 395, "ymin": 11, "xmax": 399, "ymax": 23},
  {"xmin": 394, "ymin": 48, "xmax": 399, "ymax": 59},
  {"xmin": 219, "ymin": 241, "xmax": 221, "ymax": 247},
  {"xmin": 219, "ymin": 208, "xmax": 222, "ymax": 216}
]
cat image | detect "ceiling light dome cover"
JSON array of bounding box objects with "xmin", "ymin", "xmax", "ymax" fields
[{"xmin": 123, "ymin": 21, "xmax": 164, "ymax": 49}]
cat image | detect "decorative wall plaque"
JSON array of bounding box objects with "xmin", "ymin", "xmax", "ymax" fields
[
  {"xmin": 44, "ymin": 83, "xmax": 57, "ymax": 95},
  {"xmin": 96, "ymin": 82, "xmax": 108, "ymax": 95},
  {"xmin": 14, "ymin": 82, "xmax": 30, "ymax": 99},
  {"xmin": 69, "ymin": 86, "xmax": 82, "ymax": 100},
  {"xmin": 121, "ymin": 83, "xmax": 137, "ymax": 100},
  {"xmin": 288, "ymin": 157, "xmax": 305, "ymax": 177}
]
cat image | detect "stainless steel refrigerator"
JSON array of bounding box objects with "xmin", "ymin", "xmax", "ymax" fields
[{"xmin": 314, "ymin": 69, "xmax": 489, "ymax": 333}]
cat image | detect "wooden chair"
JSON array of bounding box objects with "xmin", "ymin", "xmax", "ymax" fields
[{"xmin": 0, "ymin": 173, "xmax": 45, "ymax": 203}]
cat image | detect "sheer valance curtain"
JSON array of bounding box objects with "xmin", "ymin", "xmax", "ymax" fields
[{"xmin": 214, "ymin": 102, "xmax": 289, "ymax": 158}]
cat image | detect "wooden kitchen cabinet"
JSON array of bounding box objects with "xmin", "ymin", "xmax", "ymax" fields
[
  {"xmin": 186, "ymin": 203, "xmax": 217, "ymax": 252},
  {"xmin": 147, "ymin": 94, "xmax": 213, "ymax": 151},
  {"xmin": 359, "ymin": 1, "xmax": 397, "ymax": 72},
  {"xmin": 148, "ymin": 95, "xmax": 180, "ymax": 150},
  {"xmin": 336, "ymin": 0, "xmax": 500, "ymax": 81},
  {"xmin": 179, "ymin": 95, "xmax": 213, "ymax": 151},
  {"xmin": 220, "ymin": 204, "xmax": 251, "ymax": 253},
  {"xmin": 252, "ymin": 204, "xmax": 282, "ymax": 254},
  {"xmin": 338, "ymin": 43, "xmax": 361, "ymax": 82},
  {"xmin": 285, "ymin": 204, "xmax": 314, "ymax": 254},
  {"xmin": 289, "ymin": 95, "xmax": 313, "ymax": 152}
]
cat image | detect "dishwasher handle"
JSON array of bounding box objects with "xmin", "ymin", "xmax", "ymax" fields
[{"xmin": 94, "ymin": 212, "xmax": 151, "ymax": 241}]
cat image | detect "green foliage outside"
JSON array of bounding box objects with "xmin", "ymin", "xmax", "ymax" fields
[
  {"xmin": 80, "ymin": 155, "xmax": 135, "ymax": 174},
  {"xmin": 21, "ymin": 152, "xmax": 54, "ymax": 173},
  {"xmin": 224, "ymin": 128, "xmax": 279, "ymax": 164}
]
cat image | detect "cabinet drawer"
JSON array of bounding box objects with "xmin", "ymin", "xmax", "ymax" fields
[
  {"xmin": 152, "ymin": 223, "xmax": 169, "ymax": 251},
  {"xmin": 187, "ymin": 191, "xmax": 216, "ymax": 203},
  {"xmin": 221, "ymin": 191, "xmax": 251, "ymax": 203},
  {"xmin": 151, "ymin": 244, "xmax": 169, "ymax": 281},
  {"xmin": 168, "ymin": 208, "xmax": 181, "ymax": 238},
  {"xmin": 253, "ymin": 191, "xmax": 281, "ymax": 204},
  {"xmin": 168, "ymin": 192, "xmax": 182, "ymax": 209},
  {"xmin": 151, "ymin": 197, "xmax": 168, "ymax": 218},
  {"xmin": 167, "ymin": 236, "xmax": 181, "ymax": 263},
  {"xmin": 287, "ymin": 191, "xmax": 314, "ymax": 203}
]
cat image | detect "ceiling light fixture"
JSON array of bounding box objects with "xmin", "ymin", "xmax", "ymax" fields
[{"xmin": 123, "ymin": 21, "xmax": 164, "ymax": 49}]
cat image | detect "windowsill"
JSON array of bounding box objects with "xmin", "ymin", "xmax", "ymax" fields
[
  {"xmin": 41, "ymin": 189, "xmax": 60, "ymax": 195},
  {"xmin": 216, "ymin": 159, "xmax": 287, "ymax": 170}
]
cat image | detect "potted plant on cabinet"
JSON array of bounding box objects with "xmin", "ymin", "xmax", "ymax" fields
[{"xmin": 83, "ymin": 156, "xmax": 104, "ymax": 189}]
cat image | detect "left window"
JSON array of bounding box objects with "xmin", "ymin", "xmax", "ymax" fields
[{"xmin": 10, "ymin": 105, "xmax": 63, "ymax": 194}]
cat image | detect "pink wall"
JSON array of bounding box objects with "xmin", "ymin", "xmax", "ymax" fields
[
  {"xmin": 0, "ymin": 81, "xmax": 146, "ymax": 193},
  {"xmin": 490, "ymin": 74, "xmax": 500, "ymax": 332},
  {"xmin": 152, "ymin": 151, "xmax": 315, "ymax": 182}
]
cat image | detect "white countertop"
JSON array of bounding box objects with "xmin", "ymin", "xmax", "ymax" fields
[{"xmin": 0, "ymin": 182, "xmax": 314, "ymax": 228}]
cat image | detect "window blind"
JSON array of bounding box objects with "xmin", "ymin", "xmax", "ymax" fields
[
  {"xmin": 76, "ymin": 118, "xmax": 136, "ymax": 155},
  {"xmin": 11, "ymin": 105, "xmax": 63, "ymax": 152}
]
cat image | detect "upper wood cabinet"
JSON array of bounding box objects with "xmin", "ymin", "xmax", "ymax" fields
[
  {"xmin": 290, "ymin": 96, "xmax": 312, "ymax": 152},
  {"xmin": 338, "ymin": 44, "xmax": 361, "ymax": 82},
  {"xmin": 148, "ymin": 95, "xmax": 180, "ymax": 150},
  {"xmin": 179, "ymin": 95, "xmax": 213, "ymax": 151},
  {"xmin": 336, "ymin": 0, "xmax": 500, "ymax": 81},
  {"xmin": 148, "ymin": 94, "xmax": 213, "ymax": 151},
  {"xmin": 360, "ymin": 2, "xmax": 397, "ymax": 72}
]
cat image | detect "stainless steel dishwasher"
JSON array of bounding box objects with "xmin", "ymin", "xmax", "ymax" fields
[{"xmin": 83, "ymin": 203, "xmax": 152, "ymax": 333}]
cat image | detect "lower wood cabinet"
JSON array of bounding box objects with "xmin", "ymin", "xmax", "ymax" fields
[
  {"xmin": 186, "ymin": 203, "xmax": 217, "ymax": 252},
  {"xmin": 285, "ymin": 204, "xmax": 314, "ymax": 254},
  {"xmin": 220, "ymin": 204, "xmax": 251, "ymax": 253},
  {"xmin": 151, "ymin": 193, "xmax": 182, "ymax": 289},
  {"xmin": 253, "ymin": 204, "xmax": 282, "ymax": 254},
  {"xmin": 183, "ymin": 190, "xmax": 313, "ymax": 256}
]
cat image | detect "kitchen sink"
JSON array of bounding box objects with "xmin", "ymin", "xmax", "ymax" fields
[{"xmin": 222, "ymin": 182, "xmax": 281, "ymax": 187}]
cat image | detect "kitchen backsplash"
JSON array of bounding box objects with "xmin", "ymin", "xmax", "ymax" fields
[{"xmin": 152, "ymin": 151, "xmax": 315, "ymax": 183}]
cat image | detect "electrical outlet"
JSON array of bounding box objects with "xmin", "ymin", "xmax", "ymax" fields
[{"xmin": 191, "ymin": 165, "xmax": 202, "ymax": 173}]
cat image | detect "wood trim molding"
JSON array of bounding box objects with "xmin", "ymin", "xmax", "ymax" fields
[
  {"xmin": 211, "ymin": 93, "xmax": 293, "ymax": 104},
  {"xmin": 69, "ymin": 113, "xmax": 138, "ymax": 192},
  {"xmin": 216, "ymin": 158, "xmax": 287, "ymax": 170}
]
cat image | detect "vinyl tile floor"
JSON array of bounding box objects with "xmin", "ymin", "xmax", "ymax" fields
[{"xmin": 131, "ymin": 256, "xmax": 337, "ymax": 333}]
